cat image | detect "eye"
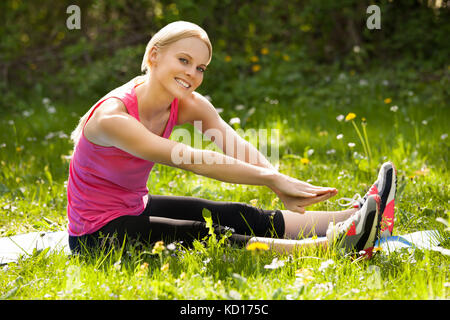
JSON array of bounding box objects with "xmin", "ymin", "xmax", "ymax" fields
[
  {"xmin": 197, "ymin": 67, "xmax": 205, "ymax": 73},
  {"xmin": 179, "ymin": 58, "xmax": 188, "ymax": 64}
]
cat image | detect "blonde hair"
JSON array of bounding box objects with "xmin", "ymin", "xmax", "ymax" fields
[
  {"xmin": 141, "ymin": 20, "xmax": 212, "ymax": 74},
  {"xmin": 70, "ymin": 21, "xmax": 212, "ymax": 148}
]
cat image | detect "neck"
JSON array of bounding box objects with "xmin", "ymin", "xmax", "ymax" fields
[{"xmin": 135, "ymin": 74, "xmax": 174, "ymax": 121}]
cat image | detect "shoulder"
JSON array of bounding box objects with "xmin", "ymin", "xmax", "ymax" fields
[
  {"xmin": 177, "ymin": 92, "xmax": 219, "ymax": 125},
  {"xmin": 83, "ymin": 97, "xmax": 133, "ymax": 146}
]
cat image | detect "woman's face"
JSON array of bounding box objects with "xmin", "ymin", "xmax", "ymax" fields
[{"xmin": 149, "ymin": 37, "xmax": 210, "ymax": 99}]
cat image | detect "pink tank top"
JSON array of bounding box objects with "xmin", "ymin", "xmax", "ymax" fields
[{"xmin": 67, "ymin": 78, "xmax": 179, "ymax": 236}]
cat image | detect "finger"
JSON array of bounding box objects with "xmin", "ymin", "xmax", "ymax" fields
[
  {"xmin": 295, "ymin": 206, "xmax": 306, "ymax": 214},
  {"xmin": 303, "ymin": 192, "xmax": 335, "ymax": 206},
  {"xmin": 305, "ymin": 185, "xmax": 337, "ymax": 192},
  {"xmin": 303, "ymin": 188, "xmax": 335, "ymax": 197},
  {"xmin": 297, "ymin": 191, "xmax": 317, "ymax": 198}
]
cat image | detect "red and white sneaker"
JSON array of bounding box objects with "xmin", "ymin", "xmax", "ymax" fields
[
  {"xmin": 338, "ymin": 162, "xmax": 397, "ymax": 238},
  {"xmin": 327, "ymin": 194, "xmax": 381, "ymax": 258}
]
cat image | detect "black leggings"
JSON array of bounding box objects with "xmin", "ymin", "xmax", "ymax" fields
[{"xmin": 68, "ymin": 194, "xmax": 285, "ymax": 253}]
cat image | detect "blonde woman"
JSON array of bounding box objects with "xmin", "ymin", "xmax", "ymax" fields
[{"xmin": 67, "ymin": 21, "xmax": 396, "ymax": 257}]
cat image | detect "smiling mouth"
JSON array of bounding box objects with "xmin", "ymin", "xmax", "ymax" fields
[{"xmin": 175, "ymin": 78, "xmax": 191, "ymax": 89}]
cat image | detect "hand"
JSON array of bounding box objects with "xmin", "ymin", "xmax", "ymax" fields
[
  {"xmin": 274, "ymin": 188, "xmax": 338, "ymax": 214},
  {"xmin": 270, "ymin": 173, "xmax": 338, "ymax": 214}
]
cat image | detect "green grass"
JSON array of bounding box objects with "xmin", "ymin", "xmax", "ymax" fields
[{"xmin": 0, "ymin": 64, "xmax": 449, "ymax": 300}]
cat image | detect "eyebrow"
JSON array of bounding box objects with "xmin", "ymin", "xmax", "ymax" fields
[{"xmin": 179, "ymin": 52, "xmax": 208, "ymax": 68}]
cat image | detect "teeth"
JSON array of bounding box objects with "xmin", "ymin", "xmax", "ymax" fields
[{"xmin": 175, "ymin": 78, "xmax": 190, "ymax": 88}]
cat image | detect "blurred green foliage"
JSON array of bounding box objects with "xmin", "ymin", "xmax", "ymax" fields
[{"xmin": 0, "ymin": 0, "xmax": 449, "ymax": 110}]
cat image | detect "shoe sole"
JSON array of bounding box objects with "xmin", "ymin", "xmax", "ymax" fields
[
  {"xmin": 360, "ymin": 195, "xmax": 381, "ymax": 259},
  {"xmin": 357, "ymin": 195, "xmax": 381, "ymax": 252},
  {"xmin": 379, "ymin": 162, "xmax": 397, "ymax": 237},
  {"xmin": 340, "ymin": 195, "xmax": 381, "ymax": 254}
]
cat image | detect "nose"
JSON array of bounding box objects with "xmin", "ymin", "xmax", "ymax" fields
[{"xmin": 184, "ymin": 65, "xmax": 196, "ymax": 78}]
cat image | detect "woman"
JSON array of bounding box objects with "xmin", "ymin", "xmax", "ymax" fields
[{"xmin": 67, "ymin": 21, "xmax": 396, "ymax": 257}]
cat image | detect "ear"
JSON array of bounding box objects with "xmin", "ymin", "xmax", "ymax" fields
[{"xmin": 148, "ymin": 46, "xmax": 159, "ymax": 68}]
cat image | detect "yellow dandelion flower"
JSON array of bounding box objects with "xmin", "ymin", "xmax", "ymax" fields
[
  {"xmin": 224, "ymin": 55, "xmax": 232, "ymax": 62},
  {"xmin": 300, "ymin": 24, "xmax": 312, "ymax": 32},
  {"xmin": 271, "ymin": 197, "xmax": 279, "ymax": 207},
  {"xmin": 295, "ymin": 268, "xmax": 314, "ymax": 278},
  {"xmin": 384, "ymin": 98, "xmax": 392, "ymax": 104},
  {"xmin": 414, "ymin": 168, "xmax": 430, "ymax": 176},
  {"xmin": 345, "ymin": 112, "xmax": 356, "ymax": 121},
  {"xmin": 261, "ymin": 48, "xmax": 269, "ymax": 55},
  {"xmin": 250, "ymin": 55, "xmax": 259, "ymax": 62},
  {"xmin": 300, "ymin": 158, "xmax": 310, "ymax": 165},
  {"xmin": 252, "ymin": 64, "xmax": 261, "ymax": 72},
  {"xmin": 161, "ymin": 263, "xmax": 170, "ymax": 272},
  {"xmin": 246, "ymin": 242, "xmax": 269, "ymax": 251},
  {"xmin": 250, "ymin": 199, "xmax": 259, "ymax": 207},
  {"xmin": 136, "ymin": 262, "xmax": 149, "ymax": 277},
  {"xmin": 152, "ymin": 240, "xmax": 165, "ymax": 254},
  {"xmin": 282, "ymin": 54, "xmax": 290, "ymax": 61},
  {"xmin": 140, "ymin": 262, "xmax": 149, "ymax": 271}
]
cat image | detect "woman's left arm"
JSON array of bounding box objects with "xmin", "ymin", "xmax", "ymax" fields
[
  {"xmin": 178, "ymin": 92, "xmax": 276, "ymax": 170},
  {"xmin": 179, "ymin": 92, "xmax": 338, "ymax": 212}
]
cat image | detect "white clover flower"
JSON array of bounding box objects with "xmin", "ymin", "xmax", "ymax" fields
[
  {"xmin": 47, "ymin": 106, "xmax": 56, "ymax": 114},
  {"xmin": 235, "ymin": 104, "xmax": 245, "ymax": 111},
  {"xmin": 336, "ymin": 134, "xmax": 344, "ymax": 140},
  {"xmin": 441, "ymin": 133, "xmax": 448, "ymax": 140},
  {"xmin": 336, "ymin": 114, "xmax": 345, "ymax": 122},
  {"xmin": 326, "ymin": 149, "xmax": 336, "ymax": 155},
  {"xmin": 348, "ymin": 142, "xmax": 356, "ymax": 148},
  {"xmin": 229, "ymin": 117, "xmax": 241, "ymax": 125},
  {"xmin": 390, "ymin": 105, "xmax": 398, "ymax": 112},
  {"xmin": 264, "ymin": 258, "xmax": 285, "ymax": 270},
  {"xmin": 318, "ymin": 259, "xmax": 335, "ymax": 272}
]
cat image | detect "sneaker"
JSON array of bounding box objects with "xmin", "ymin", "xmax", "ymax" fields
[
  {"xmin": 327, "ymin": 194, "xmax": 381, "ymax": 258},
  {"xmin": 337, "ymin": 162, "xmax": 397, "ymax": 237}
]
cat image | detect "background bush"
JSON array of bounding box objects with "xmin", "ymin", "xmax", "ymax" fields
[{"xmin": 1, "ymin": 0, "xmax": 449, "ymax": 111}]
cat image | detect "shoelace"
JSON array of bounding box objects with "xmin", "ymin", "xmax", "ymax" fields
[
  {"xmin": 337, "ymin": 193, "xmax": 364, "ymax": 208},
  {"xmin": 337, "ymin": 182, "xmax": 379, "ymax": 208}
]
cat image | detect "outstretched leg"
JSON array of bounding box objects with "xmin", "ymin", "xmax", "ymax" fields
[{"xmin": 281, "ymin": 208, "xmax": 357, "ymax": 239}]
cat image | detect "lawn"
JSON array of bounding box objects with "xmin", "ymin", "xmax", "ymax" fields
[{"xmin": 0, "ymin": 63, "xmax": 449, "ymax": 300}]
